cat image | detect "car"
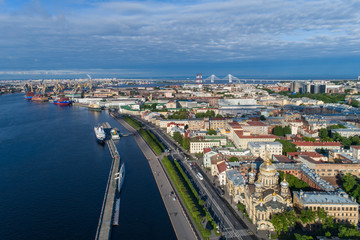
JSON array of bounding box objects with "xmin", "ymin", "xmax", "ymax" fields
[
  {"xmin": 216, "ymin": 186, "xmax": 225, "ymax": 196},
  {"xmin": 197, "ymin": 172, "xmax": 204, "ymax": 180},
  {"xmin": 172, "ymin": 196, "xmax": 176, "ymax": 201}
]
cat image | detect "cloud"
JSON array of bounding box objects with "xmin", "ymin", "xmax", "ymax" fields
[{"xmin": 0, "ymin": 0, "xmax": 360, "ymax": 73}]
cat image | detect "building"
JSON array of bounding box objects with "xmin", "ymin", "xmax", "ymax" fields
[
  {"xmin": 332, "ymin": 128, "xmax": 360, "ymax": 138},
  {"xmin": 248, "ymin": 141, "xmax": 283, "ymax": 159},
  {"xmin": 190, "ymin": 140, "xmax": 221, "ymax": 153},
  {"xmin": 211, "ymin": 160, "xmax": 227, "ymax": 186},
  {"xmin": 293, "ymin": 191, "xmax": 359, "ymax": 226},
  {"xmin": 232, "ymin": 130, "xmax": 277, "ymax": 149},
  {"xmin": 228, "ymin": 160, "xmax": 293, "ymax": 231},
  {"xmin": 241, "ymin": 121, "xmax": 269, "ymax": 135},
  {"xmin": 293, "ymin": 142, "xmax": 342, "ymax": 152},
  {"xmin": 203, "ymin": 151, "xmax": 218, "ymax": 168}
]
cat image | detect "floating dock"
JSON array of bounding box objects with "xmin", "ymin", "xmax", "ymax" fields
[
  {"xmin": 94, "ymin": 122, "xmax": 121, "ymax": 240},
  {"xmin": 112, "ymin": 197, "xmax": 120, "ymax": 226}
]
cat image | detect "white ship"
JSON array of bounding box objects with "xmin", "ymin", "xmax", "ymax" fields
[
  {"xmin": 117, "ymin": 163, "xmax": 125, "ymax": 193},
  {"xmin": 111, "ymin": 128, "xmax": 120, "ymax": 140},
  {"xmin": 94, "ymin": 126, "xmax": 106, "ymax": 143}
]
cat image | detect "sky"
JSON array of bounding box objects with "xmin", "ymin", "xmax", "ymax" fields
[{"xmin": 0, "ymin": 0, "xmax": 360, "ymax": 79}]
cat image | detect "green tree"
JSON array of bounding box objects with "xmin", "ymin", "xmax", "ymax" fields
[
  {"xmin": 283, "ymin": 125, "xmax": 292, "ymax": 135},
  {"xmin": 215, "ymin": 114, "xmax": 223, "ymax": 118},
  {"xmin": 342, "ymin": 173, "xmax": 357, "ymax": 192},
  {"xmin": 302, "ymin": 137, "xmax": 316, "ymax": 142},
  {"xmin": 260, "ymin": 115, "xmax": 266, "ymax": 121},
  {"xmin": 300, "ymin": 209, "xmax": 317, "ymax": 224},
  {"xmin": 229, "ymin": 157, "xmax": 238, "ymax": 162},
  {"xmin": 207, "ymin": 129, "xmax": 217, "ymax": 135},
  {"xmin": 317, "ymin": 208, "xmax": 327, "ymax": 221},
  {"xmin": 273, "ymin": 126, "xmax": 284, "ymax": 136},
  {"xmin": 318, "ymin": 128, "xmax": 328, "ymax": 139},
  {"xmin": 182, "ymin": 137, "xmax": 190, "ymax": 151},
  {"xmin": 294, "ymin": 234, "xmax": 313, "ymax": 240},
  {"xmin": 350, "ymin": 99, "xmax": 359, "ymax": 108},
  {"xmin": 276, "ymin": 139, "xmax": 298, "ymax": 155},
  {"xmin": 270, "ymin": 210, "xmax": 296, "ymax": 235},
  {"xmin": 173, "ymin": 132, "xmax": 183, "ymax": 144}
]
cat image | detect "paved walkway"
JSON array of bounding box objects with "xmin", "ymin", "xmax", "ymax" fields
[
  {"xmin": 95, "ymin": 124, "xmax": 120, "ymax": 240},
  {"xmin": 116, "ymin": 117, "xmax": 198, "ymax": 240}
]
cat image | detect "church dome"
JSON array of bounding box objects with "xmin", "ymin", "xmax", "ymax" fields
[
  {"xmin": 259, "ymin": 160, "xmax": 277, "ymax": 173},
  {"xmin": 281, "ymin": 180, "xmax": 289, "ymax": 187}
]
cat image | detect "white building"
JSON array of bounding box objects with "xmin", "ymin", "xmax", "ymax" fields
[
  {"xmin": 248, "ymin": 142, "xmax": 283, "ymax": 159},
  {"xmin": 190, "ymin": 141, "xmax": 221, "ymax": 153}
]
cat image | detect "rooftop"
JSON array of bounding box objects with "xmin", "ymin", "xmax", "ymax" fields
[{"xmin": 294, "ymin": 191, "xmax": 358, "ymax": 205}]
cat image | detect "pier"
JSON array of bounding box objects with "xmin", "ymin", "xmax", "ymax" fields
[
  {"xmin": 111, "ymin": 113, "xmax": 198, "ymax": 240},
  {"xmin": 95, "ymin": 122, "xmax": 120, "ymax": 240}
]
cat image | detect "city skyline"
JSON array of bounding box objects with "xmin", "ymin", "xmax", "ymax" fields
[{"xmin": 0, "ymin": 0, "xmax": 360, "ymax": 78}]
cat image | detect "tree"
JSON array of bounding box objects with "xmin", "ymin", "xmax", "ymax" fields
[
  {"xmin": 300, "ymin": 209, "xmax": 317, "ymax": 224},
  {"xmin": 260, "ymin": 115, "xmax": 266, "ymax": 121},
  {"xmin": 273, "ymin": 126, "xmax": 284, "ymax": 136},
  {"xmin": 207, "ymin": 129, "xmax": 217, "ymax": 135},
  {"xmin": 276, "ymin": 139, "xmax": 298, "ymax": 155},
  {"xmin": 173, "ymin": 132, "xmax": 183, "ymax": 144},
  {"xmin": 302, "ymin": 137, "xmax": 316, "ymax": 142},
  {"xmin": 350, "ymin": 99, "xmax": 359, "ymax": 108},
  {"xmin": 318, "ymin": 128, "xmax": 328, "ymax": 139},
  {"xmin": 215, "ymin": 114, "xmax": 223, "ymax": 118},
  {"xmin": 342, "ymin": 173, "xmax": 357, "ymax": 192},
  {"xmin": 229, "ymin": 157, "xmax": 238, "ymax": 162},
  {"xmin": 283, "ymin": 125, "xmax": 292, "ymax": 135},
  {"xmin": 270, "ymin": 210, "xmax": 296, "ymax": 235},
  {"xmin": 317, "ymin": 208, "xmax": 327, "ymax": 221},
  {"xmin": 294, "ymin": 234, "xmax": 313, "ymax": 240},
  {"xmin": 182, "ymin": 137, "xmax": 190, "ymax": 151}
]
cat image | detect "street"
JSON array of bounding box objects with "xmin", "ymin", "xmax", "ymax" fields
[{"xmin": 133, "ymin": 116, "xmax": 257, "ymax": 240}]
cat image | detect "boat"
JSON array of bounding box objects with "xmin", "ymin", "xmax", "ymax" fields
[
  {"xmin": 94, "ymin": 126, "xmax": 106, "ymax": 143},
  {"xmin": 24, "ymin": 91, "xmax": 34, "ymax": 100},
  {"xmin": 54, "ymin": 97, "xmax": 71, "ymax": 106},
  {"xmin": 118, "ymin": 163, "xmax": 125, "ymax": 193},
  {"xmin": 111, "ymin": 129, "xmax": 120, "ymax": 140},
  {"xmin": 32, "ymin": 94, "xmax": 49, "ymax": 102},
  {"xmin": 89, "ymin": 103, "xmax": 101, "ymax": 111},
  {"xmin": 113, "ymin": 197, "xmax": 120, "ymax": 226}
]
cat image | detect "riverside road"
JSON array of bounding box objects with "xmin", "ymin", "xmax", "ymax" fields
[
  {"xmin": 114, "ymin": 115, "xmax": 198, "ymax": 240},
  {"xmin": 131, "ymin": 115, "xmax": 257, "ymax": 240}
]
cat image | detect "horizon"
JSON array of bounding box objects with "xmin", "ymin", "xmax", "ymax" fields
[{"xmin": 0, "ymin": 0, "xmax": 360, "ymax": 78}]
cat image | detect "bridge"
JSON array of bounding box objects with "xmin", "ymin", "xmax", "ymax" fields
[
  {"xmin": 203, "ymin": 74, "xmax": 284, "ymax": 84},
  {"xmin": 94, "ymin": 122, "xmax": 121, "ymax": 240}
]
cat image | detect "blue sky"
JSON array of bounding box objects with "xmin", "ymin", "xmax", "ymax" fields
[{"xmin": 0, "ymin": 0, "xmax": 360, "ymax": 78}]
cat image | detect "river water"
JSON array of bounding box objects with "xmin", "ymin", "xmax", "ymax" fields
[{"xmin": 0, "ymin": 93, "xmax": 176, "ymax": 240}]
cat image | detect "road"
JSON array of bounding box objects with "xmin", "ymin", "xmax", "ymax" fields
[
  {"xmin": 115, "ymin": 116, "xmax": 199, "ymax": 240},
  {"xmin": 132, "ymin": 115, "xmax": 257, "ymax": 240}
]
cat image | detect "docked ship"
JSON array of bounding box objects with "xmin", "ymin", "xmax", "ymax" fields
[
  {"xmin": 32, "ymin": 94, "xmax": 49, "ymax": 102},
  {"xmin": 113, "ymin": 197, "xmax": 120, "ymax": 226},
  {"xmin": 117, "ymin": 163, "xmax": 125, "ymax": 193},
  {"xmin": 89, "ymin": 103, "xmax": 101, "ymax": 111},
  {"xmin": 94, "ymin": 126, "xmax": 106, "ymax": 143},
  {"xmin": 111, "ymin": 129, "xmax": 120, "ymax": 140},
  {"xmin": 54, "ymin": 97, "xmax": 72, "ymax": 106},
  {"xmin": 24, "ymin": 91, "xmax": 34, "ymax": 100}
]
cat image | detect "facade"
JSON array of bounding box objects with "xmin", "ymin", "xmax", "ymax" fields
[
  {"xmin": 190, "ymin": 141, "xmax": 221, "ymax": 153},
  {"xmin": 232, "ymin": 131, "xmax": 277, "ymax": 149},
  {"xmin": 227, "ymin": 160, "xmax": 293, "ymax": 231},
  {"xmin": 248, "ymin": 141, "xmax": 283, "ymax": 160},
  {"xmin": 293, "ymin": 191, "xmax": 359, "ymax": 226},
  {"xmin": 332, "ymin": 128, "xmax": 360, "ymax": 138},
  {"xmin": 293, "ymin": 142, "xmax": 342, "ymax": 152},
  {"xmin": 241, "ymin": 121, "xmax": 269, "ymax": 135}
]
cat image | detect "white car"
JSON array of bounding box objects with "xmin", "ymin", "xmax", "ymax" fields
[{"xmin": 197, "ymin": 172, "xmax": 204, "ymax": 180}]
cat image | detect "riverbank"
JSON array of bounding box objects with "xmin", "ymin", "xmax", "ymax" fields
[{"xmin": 113, "ymin": 114, "xmax": 198, "ymax": 240}]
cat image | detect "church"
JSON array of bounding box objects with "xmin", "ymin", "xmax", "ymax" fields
[{"xmin": 227, "ymin": 159, "xmax": 293, "ymax": 231}]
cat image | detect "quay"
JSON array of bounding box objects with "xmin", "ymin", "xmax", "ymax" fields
[
  {"xmin": 111, "ymin": 112, "xmax": 198, "ymax": 240},
  {"xmin": 95, "ymin": 122, "xmax": 120, "ymax": 240}
]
